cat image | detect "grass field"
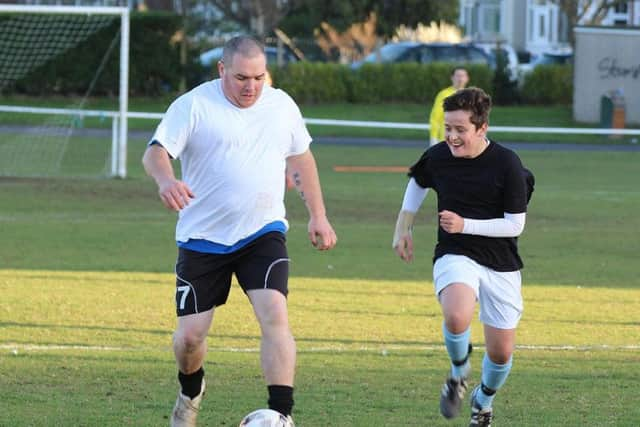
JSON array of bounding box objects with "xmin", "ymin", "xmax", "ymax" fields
[{"xmin": 1, "ymin": 139, "xmax": 639, "ymax": 426}]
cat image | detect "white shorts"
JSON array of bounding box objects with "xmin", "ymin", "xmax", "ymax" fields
[{"xmin": 433, "ymin": 254, "xmax": 523, "ymax": 329}]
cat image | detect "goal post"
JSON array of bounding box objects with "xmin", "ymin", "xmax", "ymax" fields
[{"xmin": 0, "ymin": 4, "xmax": 129, "ymax": 178}]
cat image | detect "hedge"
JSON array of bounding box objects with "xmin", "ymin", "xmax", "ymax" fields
[
  {"xmin": 272, "ymin": 62, "xmax": 493, "ymax": 104},
  {"xmin": 520, "ymin": 64, "xmax": 573, "ymax": 105}
]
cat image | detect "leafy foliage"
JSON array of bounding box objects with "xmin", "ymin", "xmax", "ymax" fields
[
  {"xmin": 207, "ymin": 0, "xmax": 298, "ymax": 36},
  {"xmin": 491, "ymin": 46, "xmax": 520, "ymax": 105},
  {"xmin": 280, "ymin": 0, "xmax": 458, "ymax": 38},
  {"xmin": 271, "ymin": 62, "xmax": 493, "ymax": 104},
  {"xmin": 521, "ymin": 65, "xmax": 573, "ymax": 105}
]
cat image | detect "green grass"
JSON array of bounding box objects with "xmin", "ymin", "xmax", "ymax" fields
[
  {"xmin": 1, "ymin": 142, "xmax": 639, "ymax": 426},
  {"xmin": 2, "ymin": 142, "xmax": 639, "ymax": 286},
  {"xmin": 1, "ymin": 271, "xmax": 639, "ymax": 426}
]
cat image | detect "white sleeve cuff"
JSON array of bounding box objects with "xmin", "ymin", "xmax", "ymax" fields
[
  {"xmin": 401, "ymin": 178, "xmax": 428, "ymax": 213},
  {"xmin": 462, "ymin": 212, "xmax": 526, "ymax": 237}
]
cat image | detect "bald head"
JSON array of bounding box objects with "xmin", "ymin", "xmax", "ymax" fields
[
  {"xmin": 218, "ymin": 35, "xmax": 268, "ymax": 109},
  {"xmin": 222, "ymin": 36, "xmax": 266, "ymax": 66}
]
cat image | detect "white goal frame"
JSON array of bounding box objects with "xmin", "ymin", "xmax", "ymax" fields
[{"xmin": 0, "ymin": 4, "xmax": 129, "ymax": 178}]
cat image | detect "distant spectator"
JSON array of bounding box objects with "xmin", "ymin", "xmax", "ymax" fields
[{"xmin": 429, "ymin": 67, "xmax": 469, "ymax": 146}]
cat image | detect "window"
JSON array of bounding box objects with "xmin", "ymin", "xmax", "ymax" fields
[
  {"xmin": 483, "ymin": 6, "xmax": 501, "ymax": 33},
  {"xmin": 397, "ymin": 47, "xmax": 420, "ymax": 63},
  {"xmin": 614, "ymin": 3, "xmax": 628, "ymax": 13},
  {"xmin": 468, "ymin": 48, "xmax": 489, "ymax": 64},
  {"xmin": 418, "ymin": 47, "xmax": 435, "ymax": 63},
  {"xmin": 611, "ymin": 1, "xmax": 629, "ymax": 25},
  {"xmin": 558, "ymin": 13, "xmax": 569, "ymax": 43},
  {"xmin": 434, "ymin": 46, "xmax": 466, "ymax": 63}
]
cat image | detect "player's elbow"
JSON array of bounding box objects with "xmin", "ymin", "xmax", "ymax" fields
[
  {"xmin": 141, "ymin": 149, "xmax": 154, "ymax": 176},
  {"xmin": 508, "ymin": 213, "xmax": 526, "ymax": 236},
  {"xmin": 512, "ymin": 223, "xmax": 525, "ymax": 237}
]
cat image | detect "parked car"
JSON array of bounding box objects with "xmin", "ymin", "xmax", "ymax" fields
[
  {"xmin": 351, "ymin": 41, "xmax": 493, "ymax": 69},
  {"xmin": 199, "ymin": 46, "xmax": 300, "ymax": 68},
  {"xmin": 517, "ymin": 51, "xmax": 573, "ymax": 78}
]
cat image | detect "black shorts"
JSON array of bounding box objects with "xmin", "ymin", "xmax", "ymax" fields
[{"xmin": 174, "ymin": 232, "xmax": 289, "ymax": 316}]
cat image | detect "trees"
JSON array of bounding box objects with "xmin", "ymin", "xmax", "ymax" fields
[
  {"xmin": 553, "ymin": 0, "xmax": 631, "ymax": 45},
  {"xmin": 279, "ymin": 0, "xmax": 457, "ymax": 39},
  {"xmin": 208, "ymin": 0, "xmax": 299, "ymax": 36},
  {"xmin": 193, "ymin": 1, "xmax": 458, "ymax": 62},
  {"xmin": 373, "ymin": 0, "xmax": 458, "ymax": 37},
  {"xmin": 276, "ymin": 0, "xmax": 458, "ymax": 61}
]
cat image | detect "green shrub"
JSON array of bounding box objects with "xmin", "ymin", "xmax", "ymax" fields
[
  {"xmin": 271, "ymin": 62, "xmax": 493, "ymax": 104},
  {"xmin": 271, "ymin": 62, "xmax": 349, "ymax": 104},
  {"xmin": 492, "ymin": 51, "xmax": 520, "ymax": 105},
  {"xmin": 520, "ymin": 65, "xmax": 573, "ymax": 105}
]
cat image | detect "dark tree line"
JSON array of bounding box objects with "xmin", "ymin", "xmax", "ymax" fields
[{"xmin": 202, "ymin": 0, "xmax": 457, "ymax": 38}]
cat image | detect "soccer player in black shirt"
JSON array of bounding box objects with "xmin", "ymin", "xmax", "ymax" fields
[{"xmin": 393, "ymin": 87, "xmax": 534, "ymax": 427}]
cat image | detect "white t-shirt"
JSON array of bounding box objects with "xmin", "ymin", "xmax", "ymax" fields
[{"xmin": 151, "ymin": 79, "xmax": 311, "ymax": 245}]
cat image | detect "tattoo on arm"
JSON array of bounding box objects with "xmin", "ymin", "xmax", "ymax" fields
[{"xmin": 293, "ymin": 171, "xmax": 305, "ymax": 201}]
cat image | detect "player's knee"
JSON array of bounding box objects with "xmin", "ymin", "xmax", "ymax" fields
[
  {"xmin": 251, "ymin": 290, "xmax": 289, "ymax": 328},
  {"xmin": 260, "ymin": 308, "xmax": 289, "ymax": 330},
  {"xmin": 486, "ymin": 346, "xmax": 513, "ymax": 364},
  {"xmin": 257, "ymin": 306, "xmax": 290, "ymax": 338},
  {"xmin": 173, "ymin": 328, "xmax": 206, "ymax": 353},
  {"xmin": 444, "ymin": 312, "xmax": 472, "ymax": 333}
]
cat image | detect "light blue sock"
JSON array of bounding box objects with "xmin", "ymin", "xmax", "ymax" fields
[
  {"xmin": 442, "ymin": 323, "xmax": 471, "ymax": 378},
  {"xmin": 475, "ymin": 354, "xmax": 513, "ymax": 409}
]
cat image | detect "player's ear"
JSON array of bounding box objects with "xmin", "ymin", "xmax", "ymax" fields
[
  {"xmin": 477, "ymin": 121, "xmax": 488, "ymax": 137},
  {"xmin": 217, "ymin": 60, "xmax": 224, "ymax": 77}
]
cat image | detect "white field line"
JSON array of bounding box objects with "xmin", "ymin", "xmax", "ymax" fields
[{"xmin": 1, "ymin": 343, "xmax": 639, "ymax": 354}]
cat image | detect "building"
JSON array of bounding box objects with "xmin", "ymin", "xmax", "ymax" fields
[
  {"xmin": 459, "ymin": 0, "xmax": 640, "ymax": 57},
  {"xmin": 573, "ymin": 26, "xmax": 640, "ymax": 125}
]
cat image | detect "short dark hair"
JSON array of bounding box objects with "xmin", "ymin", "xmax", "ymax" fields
[
  {"xmin": 443, "ymin": 87, "xmax": 492, "ymax": 129},
  {"xmin": 222, "ymin": 35, "xmax": 265, "ymax": 65}
]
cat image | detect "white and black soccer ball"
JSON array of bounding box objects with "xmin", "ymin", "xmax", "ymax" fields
[{"xmin": 238, "ymin": 409, "xmax": 293, "ymax": 427}]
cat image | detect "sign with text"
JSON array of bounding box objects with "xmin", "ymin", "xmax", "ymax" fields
[{"xmin": 574, "ymin": 27, "xmax": 640, "ymax": 125}]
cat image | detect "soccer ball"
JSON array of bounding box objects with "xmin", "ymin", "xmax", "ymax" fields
[{"xmin": 238, "ymin": 409, "xmax": 293, "ymax": 427}]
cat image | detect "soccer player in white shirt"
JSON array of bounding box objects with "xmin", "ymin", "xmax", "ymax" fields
[
  {"xmin": 143, "ymin": 35, "xmax": 337, "ymax": 427},
  {"xmin": 393, "ymin": 87, "xmax": 534, "ymax": 427}
]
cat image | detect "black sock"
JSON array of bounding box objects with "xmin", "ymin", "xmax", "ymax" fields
[
  {"xmin": 267, "ymin": 385, "xmax": 294, "ymax": 416},
  {"xmin": 178, "ymin": 367, "xmax": 204, "ymax": 399},
  {"xmin": 453, "ymin": 343, "xmax": 474, "ymax": 366},
  {"xmin": 481, "ymin": 383, "xmax": 497, "ymax": 396}
]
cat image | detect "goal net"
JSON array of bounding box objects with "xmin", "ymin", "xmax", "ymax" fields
[{"xmin": 0, "ymin": 5, "xmax": 129, "ymax": 178}]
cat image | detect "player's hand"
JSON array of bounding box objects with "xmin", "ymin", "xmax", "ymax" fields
[
  {"xmin": 157, "ymin": 178, "xmax": 194, "ymax": 211},
  {"xmin": 393, "ymin": 210, "xmax": 415, "ymax": 263},
  {"xmin": 308, "ymin": 216, "xmax": 337, "ymax": 251},
  {"xmin": 393, "ymin": 234, "xmax": 414, "ymax": 263},
  {"xmin": 439, "ymin": 210, "xmax": 464, "ymax": 233}
]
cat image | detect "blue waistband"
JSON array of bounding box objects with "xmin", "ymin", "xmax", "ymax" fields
[{"xmin": 177, "ymin": 221, "xmax": 286, "ymax": 254}]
